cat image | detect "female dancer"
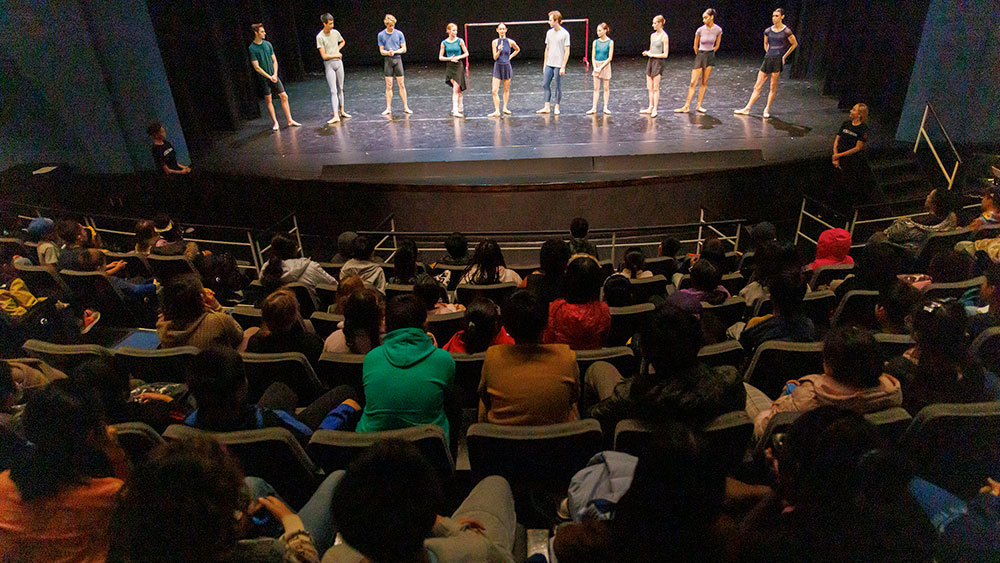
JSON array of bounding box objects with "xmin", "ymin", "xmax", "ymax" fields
[
  {"xmin": 675, "ymin": 9, "xmax": 722, "ymax": 113},
  {"xmin": 587, "ymin": 22, "xmax": 614, "ymax": 115},
  {"xmin": 489, "ymin": 23, "xmax": 520, "ymax": 117},
  {"xmin": 641, "ymin": 15, "xmax": 669, "ymax": 118},
  {"xmin": 735, "ymin": 8, "xmax": 797, "ymax": 118},
  {"xmin": 439, "ymin": 23, "xmax": 469, "ymax": 117}
]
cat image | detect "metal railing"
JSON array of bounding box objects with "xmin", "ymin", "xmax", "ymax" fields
[
  {"xmin": 793, "ymin": 197, "xmax": 851, "ymax": 247},
  {"xmin": 913, "ymin": 103, "xmax": 962, "ymax": 190}
]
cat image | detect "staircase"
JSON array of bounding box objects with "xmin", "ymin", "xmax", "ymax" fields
[{"xmin": 867, "ymin": 147, "xmax": 934, "ymax": 201}]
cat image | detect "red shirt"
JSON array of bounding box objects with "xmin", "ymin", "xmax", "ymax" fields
[
  {"xmin": 542, "ymin": 299, "xmax": 611, "ymax": 350},
  {"xmin": 443, "ymin": 327, "xmax": 515, "ymax": 354}
]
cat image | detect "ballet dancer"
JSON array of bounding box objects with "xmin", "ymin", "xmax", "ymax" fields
[
  {"xmin": 317, "ymin": 13, "xmax": 351, "ymax": 124},
  {"xmin": 378, "ymin": 14, "xmax": 412, "ymax": 115},
  {"xmin": 489, "ymin": 23, "xmax": 520, "ymax": 117},
  {"xmin": 439, "ymin": 23, "xmax": 469, "ymax": 117},
  {"xmin": 248, "ymin": 24, "xmax": 300, "ymax": 131},
  {"xmin": 537, "ymin": 11, "xmax": 570, "ymax": 116},
  {"xmin": 735, "ymin": 8, "xmax": 797, "ymax": 118},
  {"xmin": 675, "ymin": 9, "xmax": 722, "ymax": 113},
  {"xmin": 641, "ymin": 15, "xmax": 669, "ymax": 118},
  {"xmin": 587, "ymin": 22, "xmax": 614, "ymax": 115}
]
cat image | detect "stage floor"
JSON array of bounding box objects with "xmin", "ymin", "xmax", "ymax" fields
[{"xmin": 199, "ymin": 56, "xmax": 851, "ymax": 186}]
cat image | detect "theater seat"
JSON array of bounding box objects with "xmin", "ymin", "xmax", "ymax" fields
[
  {"xmin": 284, "ymin": 282, "xmax": 318, "ymax": 317},
  {"xmin": 61, "ymin": 270, "xmax": 142, "ymax": 327},
  {"xmin": 241, "ymin": 352, "xmax": 327, "ymax": 406},
  {"xmin": 698, "ymin": 340, "xmax": 744, "ymax": 369},
  {"xmin": 614, "ymin": 410, "xmax": 753, "ymax": 474},
  {"xmin": 113, "ymin": 346, "xmax": 198, "ymax": 384},
  {"xmin": 309, "ymin": 311, "xmax": 344, "ymax": 340},
  {"xmin": 427, "ymin": 311, "xmax": 466, "ymax": 347},
  {"xmin": 923, "ymin": 276, "xmax": 985, "ymax": 300},
  {"xmin": 230, "ymin": 305, "xmax": 263, "ymax": 329},
  {"xmin": 14, "ymin": 263, "xmax": 70, "ymax": 299},
  {"xmin": 701, "ymin": 295, "xmax": 747, "ymax": 328},
  {"xmin": 146, "ymin": 254, "xmax": 198, "ymax": 283},
  {"xmin": 451, "ymin": 352, "xmax": 487, "ymax": 409},
  {"xmin": 384, "ymin": 283, "xmax": 413, "ymax": 301},
  {"xmin": 743, "ymin": 341, "xmax": 824, "ymax": 399},
  {"xmin": 316, "ymin": 352, "xmax": 365, "ymax": 400},
  {"xmin": 455, "ymin": 283, "xmax": 517, "ymax": 306},
  {"xmin": 22, "ymin": 339, "xmax": 110, "ymax": 372},
  {"xmin": 807, "ymin": 264, "xmax": 854, "ymax": 290},
  {"xmin": 873, "ymin": 333, "xmax": 915, "ymax": 362},
  {"xmin": 971, "ymin": 327, "xmax": 1000, "ymax": 374},
  {"xmin": 575, "ymin": 347, "xmax": 636, "ymax": 377},
  {"xmin": 607, "ymin": 303, "xmax": 654, "ymax": 346},
  {"xmin": 308, "ymin": 424, "xmax": 453, "ymax": 478},
  {"xmin": 831, "ymin": 290, "xmax": 879, "ymax": 330},
  {"xmin": 628, "ymin": 275, "xmax": 668, "ymax": 304},
  {"xmin": 913, "ymin": 228, "xmax": 973, "ymax": 272},
  {"xmin": 112, "ymin": 422, "xmax": 165, "ymax": 465}
]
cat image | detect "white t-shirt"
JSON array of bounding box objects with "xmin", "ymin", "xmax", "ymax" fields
[
  {"xmin": 544, "ymin": 27, "xmax": 570, "ymax": 68},
  {"xmin": 316, "ymin": 29, "xmax": 343, "ymax": 58}
]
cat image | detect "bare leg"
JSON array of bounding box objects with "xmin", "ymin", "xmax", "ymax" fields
[
  {"xmin": 737, "ymin": 71, "xmax": 769, "ymax": 114},
  {"xmin": 278, "ymin": 92, "xmax": 298, "ymax": 126},
  {"xmin": 763, "ymin": 73, "xmax": 780, "ymax": 116},
  {"xmin": 642, "ymin": 74, "xmax": 654, "ymax": 113},
  {"xmin": 397, "ymin": 76, "xmax": 411, "ymax": 113},
  {"xmin": 502, "ymin": 80, "xmax": 511, "ymax": 113},
  {"xmin": 696, "ymin": 66, "xmax": 713, "ymax": 111},
  {"xmin": 264, "ymin": 94, "xmax": 278, "ymax": 129},
  {"xmin": 490, "ymin": 77, "xmax": 501, "ymax": 116},
  {"xmin": 676, "ymin": 68, "xmax": 702, "ymax": 112},
  {"xmin": 383, "ymin": 77, "xmax": 393, "ymax": 114},
  {"xmin": 451, "ymin": 80, "xmax": 460, "ymax": 115},
  {"xmin": 650, "ymin": 74, "xmax": 662, "ymax": 117},
  {"xmin": 588, "ymin": 75, "xmax": 599, "ymax": 113},
  {"xmin": 602, "ymin": 79, "xmax": 610, "ymax": 113}
]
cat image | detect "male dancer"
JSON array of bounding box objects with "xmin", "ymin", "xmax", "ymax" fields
[
  {"xmin": 317, "ymin": 13, "xmax": 351, "ymax": 124},
  {"xmin": 378, "ymin": 14, "xmax": 412, "ymax": 115},
  {"xmin": 537, "ymin": 11, "xmax": 570, "ymax": 115},
  {"xmin": 249, "ymin": 24, "xmax": 300, "ymax": 131}
]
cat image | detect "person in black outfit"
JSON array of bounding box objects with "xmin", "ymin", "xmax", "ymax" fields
[
  {"xmin": 526, "ymin": 238, "xmax": 571, "ymax": 305},
  {"xmin": 148, "ymin": 122, "xmax": 190, "ymax": 176},
  {"xmin": 832, "ymin": 103, "xmax": 870, "ymax": 206}
]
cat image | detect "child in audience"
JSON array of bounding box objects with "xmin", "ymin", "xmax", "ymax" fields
[
  {"xmin": 568, "ymin": 217, "xmax": 599, "ymax": 258},
  {"xmin": 807, "ymin": 227, "xmax": 853, "ymax": 270},
  {"xmin": 331, "ymin": 274, "xmax": 365, "ymax": 315},
  {"xmin": 739, "ymin": 265, "xmax": 816, "ymax": 355},
  {"xmin": 969, "ymin": 184, "xmax": 1000, "ymax": 231},
  {"xmin": 339, "ymin": 235, "xmax": 387, "ymax": 292},
  {"xmin": 679, "ymin": 258, "xmax": 729, "ymax": 305},
  {"xmin": 133, "ymin": 219, "xmax": 159, "ymax": 254},
  {"xmin": 619, "ymin": 247, "xmax": 653, "ymax": 279},
  {"xmin": 437, "ymin": 232, "xmax": 471, "ymax": 266},
  {"xmin": 388, "ymin": 239, "xmax": 423, "ymax": 285},
  {"xmin": 414, "ymin": 274, "xmax": 464, "ymax": 316},
  {"xmin": 443, "ymin": 298, "xmax": 513, "ymax": 354},
  {"xmin": 260, "ymin": 234, "xmax": 337, "ymax": 305},
  {"xmin": 157, "ymin": 274, "xmax": 243, "ymax": 349},
  {"xmin": 969, "ymin": 264, "xmax": 1000, "ymax": 338},
  {"xmin": 26, "ymin": 217, "xmax": 58, "ymax": 270},
  {"xmin": 324, "ymin": 288, "xmax": 384, "ymax": 354},
  {"xmin": 245, "ymin": 288, "xmax": 325, "ymax": 369},
  {"xmin": 525, "ymin": 238, "xmax": 571, "ymax": 304},
  {"xmin": 55, "ymin": 219, "xmax": 85, "ymax": 271},
  {"xmin": 875, "ymin": 279, "xmax": 923, "ymax": 334},
  {"xmin": 460, "ymin": 240, "xmax": 522, "ymax": 285},
  {"xmin": 544, "ymin": 256, "xmax": 610, "ymax": 349}
]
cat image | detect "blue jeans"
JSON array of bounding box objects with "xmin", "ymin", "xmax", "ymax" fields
[
  {"xmin": 245, "ymin": 471, "xmax": 345, "ymax": 554},
  {"xmin": 543, "ymin": 65, "xmax": 562, "ymax": 104},
  {"xmin": 909, "ymin": 477, "xmax": 968, "ymax": 533}
]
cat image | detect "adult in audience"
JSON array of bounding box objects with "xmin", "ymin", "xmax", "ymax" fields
[
  {"xmin": 356, "ymin": 295, "xmax": 456, "ymax": 442},
  {"xmin": 329, "ymin": 440, "xmax": 517, "ymax": 562},
  {"xmin": 460, "ymin": 239, "xmax": 522, "ymax": 285},
  {"xmin": 871, "ymin": 188, "xmax": 958, "ymax": 257},
  {"xmin": 388, "ymin": 239, "xmax": 423, "ymax": 285},
  {"xmin": 414, "ymin": 274, "xmax": 464, "ymax": 316},
  {"xmin": 147, "ymin": 121, "xmax": 191, "ymax": 175},
  {"xmin": 339, "ymin": 235, "xmax": 386, "ymax": 292},
  {"xmin": 437, "ymin": 232, "xmax": 471, "ymax": 266},
  {"xmin": 332, "ymin": 274, "xmax": 365, "ymax": 315},
  {"xmin": 807, "ymin": 227, "xmax": 853, "ymax": 270},
  {"xmin": 568, "ymin": 217, "xmax": 599, "ymax": 258},
  {"xmin": 886, "ymin": 299, "xmax": 999, "ymax": 416},
  {"xmin": 331, "ymin": 231, "xmax": 357, "ymax": 263},
  {"xmin": 752, "ymin": 326, "xmax": 902, "ymax": 438},
  {"xmin": 587, "ymin": 300, "xmax": 745, "ymax": 437},
  {"xmin": 479, "ymin": 290, "xmax": 579, "ymax": 424},
  {"xmin": 133, "ymin": 219, "xmax": 159, "ymax": 254},
  {"xmin": 55, "ymin": 219, "xmax": 85, "ymax": 271},
  {"xmin": 443, "ymin": 297, "xmax": 513, "ymax": 354},
  {"xmin": 525, "ymin": 238, "xmax": 571, "ymax": 304},
  {"xmin": 324, "ymin": 288, "xmax": 384, "ymax": 354},
  {"xmin": 184, "ymin": 347, "xmax": 359, "ymax": 442},
  {"xmin": 248, "ymin": 23, "xmax": 301, "ymax": 131},
  {"xmin": 969, "ymin": 264, "xmax": 1000, "ymax": 337},
  {"xmin": 378, "ymin": 14, "xmax": 412, "ymax": 115},
  {"xmin": 26, "ymin": 217, "xmax": 58, "ymax": 270},
  {"xmin": 619, "ymin": 247, "xmax": 653, "ymax": 279},
  {"xmin": 875, "ymin": 279, "xmax": 922, "ymax": 335},
  {"xmin": 968, "ymin": 183, "xmax": 1000, "ymax": 231},
  {"xmin": 318, "ymin": 12, "xmax": 349, "ymax": 125},
  {"xmin": 679, "ymin": 258, "xmax": 730, "ymax": 305},
  {"xmin": 246, "ymin": 288, "xmax": 325, "ymax": 368},
  {"xmin": 544, "ymin": 256, "xmax": 610, "ymax": 349},
  {"xmin": 260, "ymin": 234, "xmax": 337, "ymax": 305},
  {"xmin": 112, "ymin": 437, "xmax": 338, "ymax": 560},
  {"xmin": 0, "ymin": 380, "xmax": 128, "ymax": 561},
  {"xmin": 739, "ymin": 266, "xmax": 816, "ymax": 355},
  {"xmin": 157, "ymin": 274, "xmax": 243, "ymax": 349}
]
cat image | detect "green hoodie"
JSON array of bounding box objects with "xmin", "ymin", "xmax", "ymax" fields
[{"xmin": 357, "ymin": 327, "xmax": 456, "ymax": 442}]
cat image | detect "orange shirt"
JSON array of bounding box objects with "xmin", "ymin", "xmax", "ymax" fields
[
  {"xmin": 0, "ymin": 470, "xmax": 123, "ymax": 562},
  {"xmin": 478, "ymin": 343, "xmax": 580, "ymax": 425}
]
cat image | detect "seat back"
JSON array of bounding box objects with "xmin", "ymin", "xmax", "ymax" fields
[
  {"xmin": 720, "ymin": 273, "xmax": 747, "ymax": 296},
  {"xmin": 915, "ymin": 228, "xmax": 973, "ymax": 271},
  {"xmin": 163, "ymin": 425, "xmax": 320, "ymax": 509},
  {"xmin": 22, "ymin": 339, "xmax": 110, "ymax": 371},
  {"xmin": 629, "ymin": 275, "xmax": 668, "ymax": 304},
  {"xmin": 752, "ymin": 411, "xmax": 802, "ymax": 459},
  {"xmin": 146, "ymin": 254, "xmax": 197, "ymax": 283},
  {"xmin": 243, "ymin": 280, "xmax": 268, "ymax": 307},
  {"xmin": 873, "ymin": 333, "xmax": 916, "ymax": 362},
  {"xmin": 698, "ymin": 340, "xmax": 745, "ymax": 369},
  {"xmin": 466, "ymin": 420, "xmax": 603, "ymax": 486},
  {"xmin": 607, "ymin": 303, "xmax": 654, "ymax": 346},
  {"xmin": 241, "ymin": 352, "xmax": 326, "ymax": 405},
  {"xmin": 105, "ymin": 251, "xmax": 152, "ymax": 279},
  {"xmin": 316, "ymin": 352, "xmax": 366, "ymax": 399},
  {"xmin": 308, "ymin": 424, "xmax": 454, "ymax": 477},
  {"xmin": 808, "ymin": 264, "xmax": 855, "ymax": 290},
  {"xmin": 14, "ymin": 263, "xmax": 69, "ymax": 298},
  {"xmin": 285, "ymin": 282, "xmax": 317, "ymax": 317},
  {"xmin": 644, "ymin": 256, "xmax": 677, "ymax": 279},
  {"xmin": 451, "ymin": 352, "xmax": 487, "ymax": 409},
  {"xmin": 899, "ymin": 401, "xmax": 1000, "ymax": 498},
  {"xmin": 308, "ymin": 311, "xmax": 344, "ymax": 340},
  {"xmin": 455, "ymin": 283, "xmax": 517, "ymax": 306},
  {"xmin": 231, "ymin": 306, "xmax": 263, "ymax": 329},
  {"xmin": 971, "ymin": 327, "xmax": 1000, "ymax": 374},
  {"xmin": 831, "ymin": 290, "xmax": 879, "ymax": 329},
  {"xmin": 0, "ymin": 238, "xmax": 29, "ymax": 262},
  {"xmin": 384, "ymin": 283, "xmax": 413, "ymax": 301},
  {"xmin": 701, "ymin": 296, "xmax": 747, "ymax": 328},
  {"xmin": 802, "ymin": 290, "xmax": 837, "ymax": 330},
  {"xmin": 60, "ymin": 270, "xmax": 139, "ymax": 327},
  {"xmin": 427, "ymin": 311, "xmax": 467, "ymax": 346},
  {"xmin": 864, "ymin": 407, "xmax": 912, "ymax": 445},
  {"xmin": 113, "ymin": 346, "xmax": 198, "ymax": 384},
  {"xmin": 744, "ymin": 341, "xmax": 825, "ymax": 399},
  {"xmin": 614, "ymin": 411, "xmax": 753, "ymax": 474},
  {"xmin": 575, "ymin": 347, "xmax": 636, "ymax": 377},
  {"xmin": 923, "ymin": 276, "xmax": 985, "ymax": 300},
  {"xmin": 315, "ymin": 283, "xmax": 338, "ymax": 311},
  {"xmin": 112, "ymin": 422, "xmax": 165, "ymax": 465}
]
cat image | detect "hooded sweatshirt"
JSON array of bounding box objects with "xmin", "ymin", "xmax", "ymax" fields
[
  {"xmin": 753, "ymin": 371, "xmax": 902, "ymax": 438},
  {"xmin": 279, "ymin": 257, "xmax": 336, "ymax": 290},
  {"xmin": 339, "ymin": 259, "xmax": 387, "ymax": 292},
  {"xmin": 156, "ymin": 306, "xmax": 244, "ymax": 350},
  {"xmin": 543, "ymin": 299, "xmax": 611, "ymax": 350},
  {"xmin": 357, "ymin": 327, "xmax": 456, "ymax": 442},
  {"xmin": 809, "ymin": 228, "xmax": 854, "ymax": 270}
]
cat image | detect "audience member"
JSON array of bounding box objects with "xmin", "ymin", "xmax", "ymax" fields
[
  {"xmin": 525, "ymin": 238, "xmax": 571, "ymax": 304},
  {"xmin": 875, "ymin": 279, "xmax": 922, "ymax": 334},
  {"xmin": 323, "ymin": 288, "xmax": 384, "ymax": 354},
  {"xmin": 133, "ymin": 219, "xmax": 159, "ymax": 254},
  {"xmin": 356, "ymin": 295, "xmax": 456, "ymax": 442},
  {"xmin": 739, "ymin": 266, "xmax": 816, "ymax": 355},
  {"xmin": 968, "ymin": 184, "xmax": 1000, "ymax": 231},
  {"xmin": 150, "ymin": 213, "xmax": 199, "ymax": 260},
  {"xmin": 872, "ymin": 188, "xmax": 957, "ymax": 257},
  {"xmin": 157, "ymin": 274, "xmax": 244, "ymax": 349},
  {"xmin": 437, "ymin": 231, "xmax": 472, "ymax": 266},
  {"xmin": 698, "ymin": 237, "xmax": 730, "ymax": 274},
  {"xmin": 543, "ymin": 255, "xmax": 610, "ymax": 349},
  {"xmin": 886, "ymin": 300, "xmax": 1000, "ymax": 416},
  {"xmin": 969, "ymin": 264, "xmax": 1000, "ymax": 337},
  {"xmin": 927, "ymin": 249, "xmax": 974, "ymax": 284},
  {"xmin": 808, "ymin": 227, "xmax": 853, "ymax": 270},
  {"xmin": 331, "ymin": 231, "xmax": 357, "ymax": 263},
  {"xmin": 680, "ymin": 258, "xmax": 730, "ymax": 305},
  {"xmin": 460, "ymin": 239, "xmax": 522, "ymax": 285},
  {"xmin": 0, "ymin": 380, "xmax": 128, "ymax": 562},
  {"xmin": 245, "ymin": 288, "xmax": 325, "ymax": 368},
  {"xmin": 752, "ymin": 326, "xmax": 902, "ymax": 438},
  {"xmin": 71, "ymin": 356, "xmax": 187, "ymax": 434},
  {"xmin": 619, "ymin": 247, "xmax": 652, "ymax": 279},
  {"xmin": 739, "ymin": 221, "xmax": 778, "ymax": 278},
  {"xmin": 331, "ymin": 274, "xmax": 365, "ymax": 315},
  {"xmin": 569, "ymin": 217, "xmax": 600, "ymax": 258},
  {"xmin": 339, "ymin": 235, "xmax": 387, "ymax": 292},
  {"xmin": 329, "ymin": 440, "xmax": 517, "ymax": 562},
  {"xmin": 388, "ymin": 239, "xmax": 423, "ymax": 285},
  {"xmin": 443, "ymin": 298, "xmax": 513, "ymax": 354},
  {"xmin": 479, "ymin": 290, "xmax": 579, "ymax": 424},
  {"xmin": 601, "ymin": 273, "xmax": 633, "ymax": 307},
  {"xmin": 414, "ymin": 274, "xmax": 464, "ymax": 316},
  {"xmin": 658, "ymin": 236, "xmax": 682, "ymax": 260},
  {"xmin": 260, "ymin": 234, "xmax": 337, "ymax": 302},
  {"xmin": 26, "ymin": 217, "xmax": 58, "ymax": 270},
  {"xmin": 835, "ymin": 241, "xmax": 904, "ymax": 300},
  {"xmin": 55, "ymin": 219, "xmax": 85, "ymax": 271},
  {"xmin": 77, "ymin": 249, "xmax": 157, "ymax": 319}
]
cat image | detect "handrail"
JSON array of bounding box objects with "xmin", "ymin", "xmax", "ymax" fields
[
  {"xmin": 925, "ymin": 104, "xmax": 962, "ymax": 165},
  {"xmin": 358, "ymin": 219, "xmax": 746, "ymax": 238},
  {"xmin": 913, "ymin": 103, "xmax": 961, "ymax": 189}
]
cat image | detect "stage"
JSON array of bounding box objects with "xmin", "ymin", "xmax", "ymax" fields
[{"xmin": 199, "ymin": 56, "xmax": 857, "ymax": 187}]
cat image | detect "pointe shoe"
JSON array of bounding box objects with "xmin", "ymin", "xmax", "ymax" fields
[
  {"xmin": 340, "ymin": 111, "xmax": 352, "ymax": 118},
  {"xmin": 326, "ymin": 116, "xmax": 341, "ymax": 124},
  {"xmin": 288, "ymin": 120, "xmax": 301, "ymax": 127},
  {"xmin": 451, "ymin": 111, "xmax": 464, "ymax": 118},
  {"xmin": 733, "ymin": 108, "xmax": 750, "ymax": 115},
  {"xmin": 536, "ymin": 107, "xmax": 550, "ymax": 114},
  {"xmin": 696, "ymin": 106, "xmax": 707, "ymax": 113},
  {"xmin": 502, "ymin": 108, "xmax": 512, "ymax": 114},
  {"xmin": 271, "ymin": 123, "xmax": 280, "ymax": 131},
  {"xmin": 762, "ymin": 110, "xmax": 771, "ymax": 118},
  {"xmin": 554, "ymin": 106, "xmax": 560, "ymax": 115},
  {"xmin": 381, "ymin": 108, "xmax": 392, "ymax": 116},
  {"xmin": 640, "ymin": 108, "xmax": 652, "ymax": 114},
  {"xmin": 673, "ymin": 107, "xmax": 690, "ymax": 113},
  {"xmin": 403, "ymin": 107, "xmax": 413, "ymax": 114},
  {"xmin": 488, "ymin": 111, "xmax": 501, "ymax": 117},
  {"xmin": 586, "ymin": 108, "xmax": 597, "ymax": 115},
  {"xmin": 603, "ymin": 107, "xmax": 611, "ymax": 114}
]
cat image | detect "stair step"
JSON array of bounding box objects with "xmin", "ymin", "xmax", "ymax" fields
[{"xmin": 869, "ymin": 156, "xmax": 918, "ymax": 171}]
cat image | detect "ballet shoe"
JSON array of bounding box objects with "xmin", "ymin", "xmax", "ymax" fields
[
  {"xmin": 650, "ymin": 110, "xmax": 658, "ymax": 118},
  {"xmin": 488, "ymin": 111, "xmax": 501, "ymax": 117},
  {"xmin": 381, "ymin": 108, "xmax": 392, "ymax": 115},
  {"xmin": 502, "ymin": 108, "xmax": 512, "ymax": 114},
  {"xmin": 271, "ymin": 123, "xmax": 280, "ymax": 131},
  {"xmin": 696, "ymin": 106, "xmax": 707, "ymax": 113},
  {"xmin": 586, "ymin": 108, "xmax": 597, "ymax": 115},
  {"xmin": 603, "ymin": 108, "xmax": 611, "ymax": 114},
  {"xmin": 340, "ymin": 111, "xmax": 352, "ymax": 118},
  {"xmin": 673, "ymin": 107, "xmax": 690, "ymax": 113},
  {"xmin": 288, "ymin": 120, "xmax": 301, "ymax": 127},
  {"xmin": 326, "ymin": 116, "xmax": 341, "ymax": 125},
  {"xmin": 639, "ymin": 108, "xmax": 652, "ymax": 114},
  {"xmin": 762, "ymin": 110, "xmax": 771, "ymax": 118},
  {"xmin": 403, "ymin": 107, "xmax": 413, "ymax": 114},
  {"xmin": 733, "ymin": 108, "xmax": 750, "ymax": 115}
]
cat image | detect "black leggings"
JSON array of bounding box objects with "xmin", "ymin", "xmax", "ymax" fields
[{"xmin": 258, "ymin": 382, "xmax": 359, "ymax": 430}]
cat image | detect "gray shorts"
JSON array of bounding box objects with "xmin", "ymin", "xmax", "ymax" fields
[
  {"xmin": 694, "ymin": 50, "xmax": 716, "ymax": 69},
  {"xmin": 383, "ymin": 56, "xmax": 404, "ymax": 77}
]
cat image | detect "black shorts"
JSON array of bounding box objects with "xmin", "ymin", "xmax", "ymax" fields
[
  {"xmin": 257, "ymin": 76, "xmax": 285, "ymax": 97},
  {"xmin": 760, "ymin": 54, "xmax": 783, "ymax": 74},
  {"xmin": 645, "ymin": 57, "xmax": 665, "ymax": 77},
  {"xmin": 384, "ymin": 56, "xmax": 404, "ymax": 77},
  {"xmin": 694, "ymin": 50, "xmax": 716, "ymax": 69}
]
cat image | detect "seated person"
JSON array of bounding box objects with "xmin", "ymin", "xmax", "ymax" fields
[
  {"xmin": 927, "ymin": 249, "xmax": 974, "ymax": 284},
  {"xmin": 834, "ymin": 241, "xmax": 905, "ymax": 301},
  {"xmin": 587, "ymin": 300, "xmax": 745, "ymax": 438},
  {"xmin": 323, "ymin": 288, "xmax": 384, "ymax": 354},
  {"xmin": 875, "ymin": 279, "xmax": 923, "ymax": 335},
  {"xmin": 443, "ymin": 298, "xmax": 514, "ymax": 354},
  {"xmin": 738, "ymin": 222, "xmax": 777, "ymax": 279},
  {"xmin": 568, "ymin": 216, "xmax": 600, "ymax": 259},
  {"xmin": 184, "ymin": 346, "xmax": 359, "ymax": 443},
  {"xmin": 388, "ymin": 240, "xmax": 424, "ymax": 285},
  {"xmin": 157, "ymin": 274, "xmax": 244, "ymax": 349},
  {"xmin": 969, "ymin": 183, "xmax": 1000, "ymax": 231},
  {"xmin": 331, "ymin": 274, "xmax": 364, "ymax": 315},
  {"xmin": 331, "ymin": 231, "xmax": 357, "ymax": 263},
  {"xmin": 886, "ymin": 299, "xmax": 999, "ymax": 416},
  {"xmin": 479, "ymin": 290, "xmax": 579, "ymax": 425},
  {"xmin": 524, "ymin": 238, "xmax": 571, "ymax": 304},
  {"xmin": 436, "ymin": 231, "xmax": 472, "ymax": 266},
  {"xmin": 619, "ymin": 247, "xmax": 653, "ymax": 279},
  {"xmin": 543, "ymin": 256, "xmax": 611, "ymax": 350},
  {"xmin": 601, "ymin": 274, "xmax": 633, "ymax": 307},
  {"xmin": 0, "ymin": 380, "xmax": 128, "ymax": 562},
  {"xmin": 356, "ymin": 295, "xmax": 456, "ymax": 442},
  {"xmin": 133, "ymin": 219, "xmax": 159, "ymax": 254},
  {"xmin": 26, "ymin": 217, "xmax": 59, "ymax": 270},
  {"xmin": 76, "ymin": 249, "xmax": 157, "ymax": 318},
  {"xmin": 969, "ymin": 264, "xmax": 1000, "ymax": 338},
  {"xmin": 329, "ymin": 440, "xmax": 517, "ymax": 562},
  {"xmin": 259, "ymin": 234, "xmax": 337, "ymax": 303},
  {"xmin": 245, "ymin": 288, "xmax": 325, "ymax": 369},
  {"xmin": 339, "ymin": 235, "xmax": 387, "ymax": 292},
  {"xmin": 752, "ymin": 326, "xmax": 903, "ymax": 438},
  {"xmin": 459, "ymin": 240, "xmax": 523, "ymax": 285},
  {"xmin": 679, "ymin": 258, "xmax": 729, "ymax": 305},
  {"xmin": 150, "ymin": 213, "xmax": 200, "ymax": 260},
  {"xmin": 414, "ymin": 274, "xmax": 464, "ymax": 316},
  {"xmin": 55, "ymin": 219, "xmax": 86, "ymax": 271},
  {"xmin": 871, "ymin": 188, "xmax": 957, "ymax": 256},
  {"xmin": 72, "ymin": 357, "xmax": 189, "ymax": 434},
  {"xmin": 739, "ymin": 266, "xmax": 817, "ymax": 356},
  {"xmin": 807, "ymin": 227, "xmax": 853, "ymax": 271}
]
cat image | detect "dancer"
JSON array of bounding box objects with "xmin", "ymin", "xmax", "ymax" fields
[
  {"xmin": 537, "ymin": 11, "xmax": 570, "ymax": 116},
  {"xmin": 641, "ymin": 15, "xmax": 669, "ymax": 118},
  {"xmin": 439, "ymin": 23, "xmax": 469, "ymax": 118},
  {"xmin": 317, "ymin": 13, "xmax": 351, "ymax": 124},
  {"xmin": 378, "ymin": 14, "xmax": 412, "ymax": 115},
  {"xmin": 587, "ymin": 23, "xmax": 614, "ymax": 115},
  {"xmin": 675, "ymin": 9, "xmax": 722, "ymax": 113},
  {"xmin": 489, "ymin": 23, "xmax": 520, "ymax": 117},
  {"xmin": 248, "ymin": 24, "xmax": 300, "ymax": 131},
  {"xmin": 735, "ymin": 8, "xmax": 797, "ymax": 118}
]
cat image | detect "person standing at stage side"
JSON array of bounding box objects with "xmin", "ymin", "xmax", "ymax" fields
[
  {"xmin": 587, "ymin": 23, "xmax": 614, "ymax": 115},
  {"xmin": 735, "ymin": 8, "xmax": 797, "ymax": 118},
  {"xmin": 148, "ymin": 122, "xmax": 190, "ymax": 176},
  {"xmin": 248, "ymin": 24, "xmax": 300, "ymax": 132},
  {"xmin": 536, "ymin": 11, "xmax": 570, "ymax": 116},
  {"xmin": 317, "ymin": 13, "xmax": 351, "ymax": 125},
  {"xmin": 439, "ymin": 23, "xmax": 469, "ymax": 118},
  {"xmin": 378, "ymin": 14, "xmax": 412, "ymax": 115},
  {"xmin": 641, "ymin": 15, "xmax": 669, "ymax": 118},
  {"xmin": 489, "ymin": 23, "xmax": 520, "ymax": 117},
  {"xmin": 675, "ymin": 9, "xmax": 722, "ymax": 114},
  {"xmin": 833, "ymin": 103, "xmax": 870, "ymax": 202}
]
